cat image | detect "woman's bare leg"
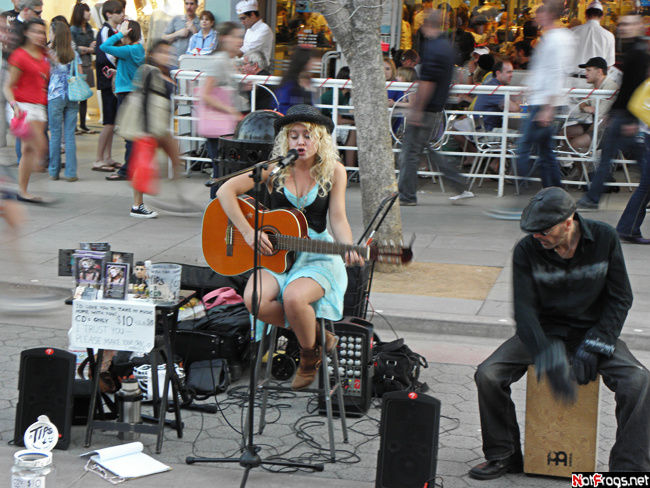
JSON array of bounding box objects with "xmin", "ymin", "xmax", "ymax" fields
[
  {"xmin": 244, "ymin": 269, "xmax": 284, "ymax": 327},
  {"xmin": 282, "ymin": 277, "xmax": 325, "ymax": 349},
  {"xmin": 18, "ymin": 121, "xmax": 47, "ymax": 197}
]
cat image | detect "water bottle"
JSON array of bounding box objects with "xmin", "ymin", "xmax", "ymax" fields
[{"xmin": 116, "ymin": 376, "xmax": 142, "ymax": 441}]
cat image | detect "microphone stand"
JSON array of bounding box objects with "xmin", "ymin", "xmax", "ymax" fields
[
  {"xmin": 186, "ymin": 156, "xmax": 323, "ymax": 486},
  {"xmin": 204, "ymin": 149, "xmax": 298, "ymax": 188}
]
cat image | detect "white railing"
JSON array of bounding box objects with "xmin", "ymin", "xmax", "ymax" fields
[{"xmin": 171, "ymin": 70, "xmax": 632, "ymax": 197}]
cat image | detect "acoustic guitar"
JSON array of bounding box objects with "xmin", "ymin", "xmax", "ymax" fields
[{"xmin": 202, "ymin": 196, "xmax": 413, "ymax": 276}]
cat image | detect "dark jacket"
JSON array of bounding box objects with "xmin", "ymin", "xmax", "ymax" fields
[
  {"xmin": 612, "ymin": 37, "xmax": 649, "ymax": 117},
  {"xmin": 276, "ymin": 79, "xmax": 312, "ymax": 114},
  {"xmin": 513, "ymin": 213, "xmax": 632, "ymax": 358},
  {"xmin": 95, "ymin": 22, "xmax": 117, "ymax": 91}
]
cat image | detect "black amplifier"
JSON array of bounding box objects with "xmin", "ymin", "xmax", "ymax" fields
[{"xmin": 318, "ymin": 317, "xmax": 374, "ymax": 417}]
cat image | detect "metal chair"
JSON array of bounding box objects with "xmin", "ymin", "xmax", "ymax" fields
[
  {"xmin": 463, "ymin": 115, "xmax": 519, "ymax": 193},
  {"xmin": 556, "ymin": 98, "xmax": 605, "ymax": 186},
  {"xmin": 255, "ymin": 318, "xmax": 349, "ymax": 461},
  {"xmin": 250, "ymin": 83, "xmax": 280, "ymax": 112}
]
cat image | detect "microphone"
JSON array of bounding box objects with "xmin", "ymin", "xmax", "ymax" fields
[
  {"xmin": 269, "ymin": 149, "xmax": 299, "ymax": 178},
  {"xmin": 203, "ymin": 149, "xmax": 300, "ymax": 187}
]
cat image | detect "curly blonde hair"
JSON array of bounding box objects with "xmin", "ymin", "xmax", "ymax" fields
[{"xmin": 269, "ymin": 122, "xmax": 339, "ymax": 197}]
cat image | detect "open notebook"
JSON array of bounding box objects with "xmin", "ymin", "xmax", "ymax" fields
[{"xmin": 81, "ymin": 442, "xmax": 171, "ymax": 479}]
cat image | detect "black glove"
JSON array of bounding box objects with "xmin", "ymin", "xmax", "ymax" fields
[
  {"xmin": 573, "ymin": 342, "xmax": 599, "ymax": 385},
  {"xmin": 534, "ymin": 341, "xmax": 577, "ymax": 403}
]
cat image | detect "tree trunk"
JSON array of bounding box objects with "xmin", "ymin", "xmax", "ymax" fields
[{"xmin": 315, "ymin": 0, "xmax": 404, "ymax": 270}]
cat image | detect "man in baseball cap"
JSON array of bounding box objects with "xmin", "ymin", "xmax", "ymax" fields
[
  {"xmin": 236, "ymin": 0, "xmax": 273, "ymax": 64},
  {"xmin": 469, "ymin": 186, "xmax": 649, "ymax": 480},
  {"xmin": 578, "ymin": 55, "xmax": 607, "ymax": 73}
]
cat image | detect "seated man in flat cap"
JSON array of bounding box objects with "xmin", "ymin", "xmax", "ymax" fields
[{"xmin": 469, "ymin": 187, "xmax": 650, "ymax": 480}]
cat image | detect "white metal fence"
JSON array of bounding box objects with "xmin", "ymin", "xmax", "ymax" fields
[{"xmin": 171, "ymin": 70, "xmax": 634, "ymax": 197}]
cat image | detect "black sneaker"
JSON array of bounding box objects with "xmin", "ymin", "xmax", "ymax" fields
[{"xmin": 129, "ymin": 204, "xmax": 158, "ymax": 219}]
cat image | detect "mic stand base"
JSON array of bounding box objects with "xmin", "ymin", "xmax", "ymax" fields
[{"xmin": 186, "ymin": 446, "xmax": 324, "ymax": 488}]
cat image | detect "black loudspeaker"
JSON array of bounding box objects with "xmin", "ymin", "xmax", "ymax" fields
[
  {"xmin": 216, "ymin": 138, "xmax": 274, "ymax": 178},
  {"xmin": 376, "ymin": 391, "xmax": 441, "ymax": 488},
  {"xmin": 14, "ymin": 347, "xmax": 75, "ymax": 449}
]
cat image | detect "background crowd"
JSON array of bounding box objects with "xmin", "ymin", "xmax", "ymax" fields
[{"xmin": 0, "ymin": 0, "xmax": 649, "ymax": 242}]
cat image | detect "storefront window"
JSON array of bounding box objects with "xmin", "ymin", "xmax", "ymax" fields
[{"xmin": 273, "ymin": 0, "xmax": 334, "ymax": 72}]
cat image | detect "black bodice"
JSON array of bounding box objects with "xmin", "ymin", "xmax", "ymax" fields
[{"xmin": 267, "ymin": 181, "xmax": 330, "ymax": 233}]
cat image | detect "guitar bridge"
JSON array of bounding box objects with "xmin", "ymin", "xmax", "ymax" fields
[{"xmin": 226, "ymin": 220, "xmax": 234, "ymax": 256}]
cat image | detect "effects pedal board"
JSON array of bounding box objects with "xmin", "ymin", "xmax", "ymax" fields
[{"xmin": 318, "ymin": 317, "xmax": 373, "ymax": 417}]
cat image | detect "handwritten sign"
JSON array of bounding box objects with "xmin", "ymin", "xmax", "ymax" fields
[{"xmin": 69, "ymin": 299, "xmax": 156, "ymax": 353}]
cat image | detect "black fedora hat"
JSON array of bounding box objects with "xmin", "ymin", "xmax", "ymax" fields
[{"xmin": 274, "ymin": 104, "xmax": 335, "ymax": 134}]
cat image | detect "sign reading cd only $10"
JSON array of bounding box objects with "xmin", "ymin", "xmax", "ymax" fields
[{"xmin": 69, "ymin": 299, "xmax": 156, "ymax": 352}]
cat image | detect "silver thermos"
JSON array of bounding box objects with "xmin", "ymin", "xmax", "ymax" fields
[{"xmin": 116, "ymin": 376, "xmax": 142, "ymax": 440}]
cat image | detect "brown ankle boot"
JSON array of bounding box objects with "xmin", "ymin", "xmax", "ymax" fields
[
  {"xmin": 291, "ymin": 345, "xmax": 322, "ymax": 390},
  {"xmin": 316, "ymin": 327, "xmax": 339, "ymax": 354}
]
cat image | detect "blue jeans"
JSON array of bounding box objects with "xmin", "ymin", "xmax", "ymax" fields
[
  {"xmin": 516, "ymin": 105, "xmax": 563, "ymax": 189},
  {"xmin": 116, "ymin": 93, "xmax": 132, "ymax": 177},
  {"xmin": 48, "ymin": 96, "xmax": 79, "ymax": 178},
  {"xmin": 585, "ymin": 111, "xmax": 643, "ymax": 204},
  {"xmin": 398, "ymin": 111, "xmax": 466, "ymax": 203},
  {"xmin": 616, "ymin": 133, "xmax": 650, "ymax": 237}
]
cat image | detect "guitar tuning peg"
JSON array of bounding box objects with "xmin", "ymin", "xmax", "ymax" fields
[{"xmin": 409, "ymin": 234, "xmax": 416, "ymax": 247}]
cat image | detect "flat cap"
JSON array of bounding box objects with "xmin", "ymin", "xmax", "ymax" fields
[{"xmin": 520, "ymin": 187, "xmax": 576, "ymax": 233}]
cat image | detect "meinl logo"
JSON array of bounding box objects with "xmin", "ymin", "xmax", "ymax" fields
[{"xmin": 547, "ymin": 450, "xmax": 573, "ymax": 467}]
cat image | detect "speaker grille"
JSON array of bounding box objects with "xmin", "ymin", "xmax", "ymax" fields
[
  {"xmin": 377, "ymin": 392, "xmax": 440, "ymax": 488},
  {"xmin": 14, "ymin": 348, "xmax": 75, "ymax": 449}
]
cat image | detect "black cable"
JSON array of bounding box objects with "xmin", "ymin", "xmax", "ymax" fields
[
  {"xmin": 190, "ymin": 411, "xmax": 206, "ymax": 457},
  {"xmin": 439, "ymin": 414, "xmax": 461, "ymax": 436}
]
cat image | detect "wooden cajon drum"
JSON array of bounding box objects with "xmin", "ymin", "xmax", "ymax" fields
[{"xmin": 524, "ymin": 365, "xmax": 600, "ymax": 477}]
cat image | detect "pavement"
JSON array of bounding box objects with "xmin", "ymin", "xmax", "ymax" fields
[{"xmin": 1, "ymin": 129, "xmax": 649, "ymax": 487}]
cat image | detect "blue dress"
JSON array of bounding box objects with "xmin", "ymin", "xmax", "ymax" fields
[{"xmin": 253, "ymin": 184, "xmax": 348, "ymax": 338}]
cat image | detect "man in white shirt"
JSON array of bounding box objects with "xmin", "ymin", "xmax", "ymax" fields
[
  {"xmin": 236, "ymin": 0, "xmax": 273, "ymax": 67},
  {"xmin": 571, "ymin": 1, "xmax": 615, "ymax": 79},
  {"xmin": 516, "ymin": 0, "xmax": 575, "ymax": 190}
]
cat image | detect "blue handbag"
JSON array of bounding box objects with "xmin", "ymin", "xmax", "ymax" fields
[{"xmin": 67, "ymin": 60, "xmax": 93, "ymax": 102}]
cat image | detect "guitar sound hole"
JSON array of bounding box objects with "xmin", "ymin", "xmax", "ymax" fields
[{"xmin": 262, "ymin": 228, "xmax": 279, "ymax": 256}]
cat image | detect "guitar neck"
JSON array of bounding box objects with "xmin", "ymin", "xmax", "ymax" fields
[{"xmin": 272, "ymin": 234, "xmax": 369, "ymax": 259}]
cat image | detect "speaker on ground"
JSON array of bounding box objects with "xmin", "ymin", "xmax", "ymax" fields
[
  {"xmin": 376, "ymin": 391, "xmax": 441, "ymax": 488},
  {"xmin": 13, "ymin": 347, "xmax": 75, "ymax": 449}
]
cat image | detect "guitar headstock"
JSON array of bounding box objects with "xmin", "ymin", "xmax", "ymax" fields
[{"xmin": 369, "ymin": 239, "xmax": 414, "ymax": 265}]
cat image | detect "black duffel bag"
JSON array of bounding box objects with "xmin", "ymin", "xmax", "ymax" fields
[
  {"xmin": 174, "ymin": 303, "xmax": 251, "ymax": 381},
  {"xmin": 372, "ymin": 338, "xmax": 429, "ymax": 397}
]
